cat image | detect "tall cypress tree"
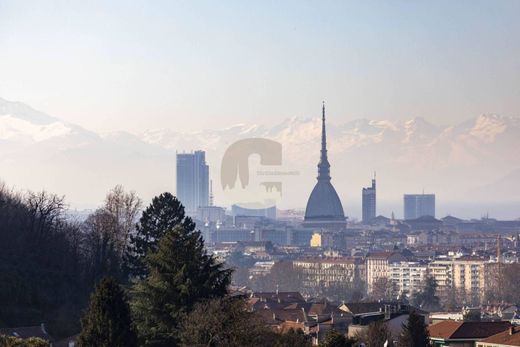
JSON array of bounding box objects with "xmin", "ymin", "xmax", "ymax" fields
[
  {"xmin": 78, "ymin": 277, "xmax": 137, "ymax": 347},
  {"xmin": 127, "ymin": 192, "xmax": 195, "ymax": 278},
  {"xmin": 397, "ymin": 310, "xmax": 430, "ymax": 347},
  {"xmin": 131, "ymin": 225, "xmax": 232, "ymax": 346}
]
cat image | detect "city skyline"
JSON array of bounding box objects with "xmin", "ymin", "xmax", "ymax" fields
[
  {"xmin": 3, "ymin": 2, "xmax": 520, "ymax": 345},
  {"xmin": 0, "ymin": 96, "xmax": 519, "ymax": 219}
]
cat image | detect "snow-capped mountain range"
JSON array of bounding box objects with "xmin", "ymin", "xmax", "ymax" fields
[{"xmin": 1, "ymin": 97, "xmax": 519, "ymax": 219}]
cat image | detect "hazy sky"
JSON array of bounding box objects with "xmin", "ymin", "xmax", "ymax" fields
[{"xmin": 1, "ymin": 1, "xmax": 520, "ymax": 133}]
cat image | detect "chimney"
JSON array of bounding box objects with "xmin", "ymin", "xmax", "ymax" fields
[{"xmin": 510, "ymin": 326, "xmax": 514, "ymax": 335}]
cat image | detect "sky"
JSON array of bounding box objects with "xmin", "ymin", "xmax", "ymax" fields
[{"xmin": 1, "ymin": 0, "xmax": 520, "ymax": 134}]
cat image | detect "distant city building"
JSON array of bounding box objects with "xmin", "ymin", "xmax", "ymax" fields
[
  {"xmin": 231, "ymin": 204, "xmax": 276, "ymax": 220},
  {"xmin": 196, "ymin": 206, "xmax": 226, "ymax": 224},
  {"xmin": 365, "ymin": 252, "xmax": 407, "ymax": 293},
  {"xmin": 388, "ymin": 261, "xmax": 428, "ymax": 298},
  {"xmin": 427, "ymin": 256, "xmax": 488, "ymax": 304},
  {"xmin": 293, "ymin": 257, "xmax": 365, "ymax": 289},
  {"xmin": 403, "ymin": 193, "xmax": 435, "ymax": 220},
  {"xmin": 304, "ymin": 103, "xmax": 346, "ymax": 230},
  {"xmin": 176, "ymin": 150, "xmax": 209, "ymax": 215},
  {"xmin": 362, "ymin": 175, "xmax": 376, "ymax": 224}
]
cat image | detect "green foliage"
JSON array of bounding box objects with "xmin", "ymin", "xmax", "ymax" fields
[
  {"xmin": 127, "ymin": 192, "xmax": 195, "ymax": 278},
  {"xmin": 0, "ymin": 188, "xmax": 85, "ymax": 337},
  {"xmin": 321, "ymin": 329, "xmax": 355, "ymax": 347},
  {"xmin": 226, "ymin": 251, "xmax": 256, "ymax": 268},
  {"xmin": 273, "ymin": 328, "xmax": 312, "ymax": 347},
  {"xmin": 462, "ymin": 309, "xmax": 481, "ymax": 322},
  {"xmin": 78, "ymin": 277, "xmax": 137, "ymax": 347},
  {"xmin": 131, "ymin": 224, "xmax": 232, "ymax": 346},
  {"xmin": 397, "ymin": 311, "xmax": 430, "ymax": 347},
  {"xmin": 0, "ymin": 335, "xmax": 50, "ymax": 347}
]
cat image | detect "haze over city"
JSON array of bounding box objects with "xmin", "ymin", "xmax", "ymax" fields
[
  {"xmin": 2, "ymin": 1, "xmax": 520, "ymax": 219},
  {"xmin": 4, "ymin": 2, "xmax": 520, "ymax": 347}
]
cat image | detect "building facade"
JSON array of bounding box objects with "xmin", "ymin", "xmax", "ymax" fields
[
  {"xmin": 176, "ymin": 150, "xmax": 209, "ymax": 215},
  {"xmin": 293, "ymin": 257, "xmax": 365, "ymax": 289},
  {"xmin": 452, "ymin": 256, "xmax": 486, "ymax": 304},
  {"xmin": 404, "ymin": 194, "xmax": 435, "ymax": 220},
  {"xmin": 427, "ymin": 256, "xmax": 487, "ymax": 304},
  {"xmin": 365, "ymin": 252, "xmax": 407, "ymax": 293},
  {"xmin": 388, "ymin": 261, "xmax": 428, "ymax": 298}
]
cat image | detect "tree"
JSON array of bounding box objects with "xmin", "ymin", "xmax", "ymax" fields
[
  {"xmin": 103, "ymin": 185, "xmax": 142, "ymax": 259},
  {"xmin": 82, "ymin": 209, "xmax": 122, "ymax": 282},
  {"xmin": 412, "ymin": 276, "xmax": 440, "ymax": 311},
  {"xmin": 273, "ymin": 328, "xmax": 312, "ymax": 347},
  {"xmin": 322, "ymin": 329, "xmax": 355, "ymax": 347},
  {"xmin": 371, "ymin": 277, "xmax": 396, "ymax": 301},
  {"xmin": 0, "ymin": 186, "xmax": 86, "ymax": 338},
  {"xmin": 179, "ymin": 297, "xmax": 273, "ymax": 347},
  {"xmin": 0, "ymin": 335, "xmax": 50, "ymax": 347},
  {"xmin": 251, "ymin": 261, "xmax": 302, "ymax": 292},
  {"xmin": 397, "ymin": 310, "xmax": 429, "ymax": 347},
  {"xmin": 356, "ymin": 321, "xmax": 394, "ymax": 347},
  {"xmin": 131, "ymin": 225, "xmax": 232, "ymax": 346},
  {"xmin": 127, "ymin": 192, "xmax": 195, "ymax": 278},
  {"xmin": 78, "ymin": 277, "xmax": 137, "ymax": 347}
]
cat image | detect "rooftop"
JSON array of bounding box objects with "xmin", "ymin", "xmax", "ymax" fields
[{"xmin": 428, "ymin": 321, "xmax": 511, "ymax": 340}]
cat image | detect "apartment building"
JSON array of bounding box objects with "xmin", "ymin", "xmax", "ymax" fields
[
  {"xmin": 365, "ymin": 252, "xmax": 408, "ymax": 293},
  {"xmin": 293, "ymin": 257, "xmax": 365, "ymax": 289},
  {"xmin": 388, "ymin": 261, "xmax": 428, "ymax": 298}
]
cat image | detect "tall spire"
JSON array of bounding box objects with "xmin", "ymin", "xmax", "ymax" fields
[{"xmin": 318, "ymin": 101, "xmax": 331, "ymax": 181}]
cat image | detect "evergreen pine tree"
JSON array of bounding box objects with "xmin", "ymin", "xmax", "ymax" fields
[
  {"xmin": 78, "ymin": 277, "xmax": 137, "ymax": 347},
  {"xmin": 131, "ymin": 225, "xmax": 232, "ymax": 346},
  {"xmin": 127, "ymin": 192, "xmax": 195, "ymax": 278},
  {"xmin": 397, "ymin": 310, "xmax": 430, "ymax": 347}
]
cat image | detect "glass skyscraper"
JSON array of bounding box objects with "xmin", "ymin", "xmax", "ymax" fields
[
  {"xmin": 403, "ymin": 194, "xmax": 435, "ymax": 220},
  {"xmin": 362, "ymin": 176, "xmax": 376, "ymax": 224},
  {"xmin": 176, "ymin": 150, "xmax": 209, "ymax": 216}
]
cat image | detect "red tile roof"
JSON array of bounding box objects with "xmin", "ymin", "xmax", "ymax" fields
[
  {"xmin": 479, "ymin": 326, "xmax": 520, "ymax": 346},
  {"xmin": 428, "ymin": 321, "xmax": 511, "ymax": 340}
]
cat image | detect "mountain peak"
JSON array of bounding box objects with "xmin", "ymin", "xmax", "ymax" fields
[{"xmin": 0, "ymin": 97, "xmax": 58, "ymax": 125}]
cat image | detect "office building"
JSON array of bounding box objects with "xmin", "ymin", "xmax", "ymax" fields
[
  {"xmin": 176, "ymin": 150, "xmax": 209, "ymax": 215},
  {"xmin": 403, "ymin": 194, "xmax": 435, "ymax": 220},
  {"xmin": 362, "ymin": 175, "xmax": 376, "ymax": 224}
]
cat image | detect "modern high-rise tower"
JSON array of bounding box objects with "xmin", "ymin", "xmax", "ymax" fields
[
  {"xmin": 362, "ymin": 174, "xmax": 376, "ymax": 224},
  {"xmin": 176, "ymin": 150, "xmax": 209, "ymax": 216},
  {"xmin": 304, "ymin": 103, "xmax": 346, "ymax": 230},
  {"xmin": 403, "ymin": 193, "xmax": 435, "ymax": 220}
]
